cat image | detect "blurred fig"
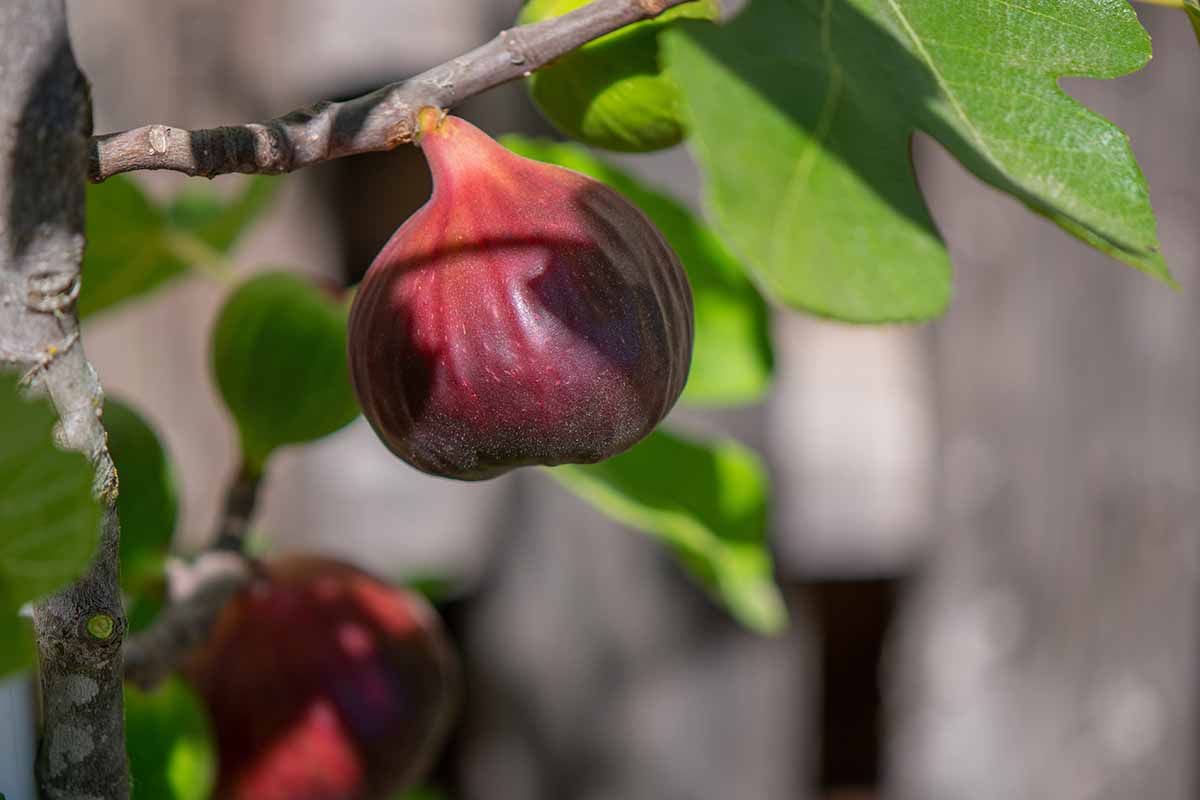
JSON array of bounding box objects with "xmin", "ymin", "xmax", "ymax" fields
[
  {"xmin": 517, "ymin": 0, "xmax": 719, "ymax": 152},
  {"xmin": 348, "ymin": 110, "xmax": 693, "ymax": 480},
  {"xmin": 187, "ymin": 557, "xmax": 457, "ymax": 800}
]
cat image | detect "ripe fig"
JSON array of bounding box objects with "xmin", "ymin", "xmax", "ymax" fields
[
  {"xmin": 348, "ymin": 110, "xmax": 693, "ymax": 481},
  {"xmin": 517, "ymin": 0, "xmax": 720, "ymax": 152},
  {"xmin": 186, "ymin": 557, "xmax": 458, "ymax": 800}
]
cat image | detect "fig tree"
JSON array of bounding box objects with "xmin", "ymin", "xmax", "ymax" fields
[{"xmin": 348, "ymin": 110, "xmax": 693, "ymax": 481}]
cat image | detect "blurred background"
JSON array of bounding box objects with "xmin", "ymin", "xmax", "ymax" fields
[{"xmin": 66, "ymin": 2, "xmax": 1200, "ymax": 798}]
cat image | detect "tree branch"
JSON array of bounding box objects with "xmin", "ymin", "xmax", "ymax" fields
[
  {"xmin": 122, "ymin": 466, "xmax": 261, "ymax": 690},
  {"xmin": 0, "ymin": 2, "xmax": 129, "ymax": 797},
  {"xmin": 88, "ymin": 0, "xmax": 696, "ymax": 182}
]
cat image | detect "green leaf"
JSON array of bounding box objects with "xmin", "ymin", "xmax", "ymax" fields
[
  {"xmin": 81, "ymin": 176, "xmax": 185, "ymax": 319},
  {"xmin": 0, "ymin": 374, "xmax": 100, "ymax": 676},
  {"xmin": 550, "ymin": 429, "xmax": 786, "ymax": 634},
  {"xmin": 125, "ymin": 677, "xmax": 215, "ymax": 800},
  {"xmin": 518, "ymin": 0, "xmax": 721, "ymax": 152},
  {"xmin": 211, "ymin": 271, "xmax": 360, "ymax": 473},
  {"xmin": 125, "ymin": 585, "xmax": 165, "ymax": 635},
  {"xmin": 664, "ymin": 0, "xmax": 1168, "ymax": 322},
  {"xmin": 81, "ymin": 176, "xmax": 279, "ymax": 319},
  {"xmin": 501, "ymin": 136, "xmax": 774, "ymax": 406},
  {"xmin": 393, "ymin": 790, "xmax": 447, "ymax": 800},
  {"xmin": 1187, "ymin": 1, "xmax": 1200, "ymax": 45},
  {"xmin": 166, "ymin": 176, "xmax": 279, "ymax": 253},
  {"xmin": 104, "ymin": 398, "xmax": 177, "ymax": 593}
]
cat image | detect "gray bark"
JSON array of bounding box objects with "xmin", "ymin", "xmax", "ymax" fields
[
  {"xmin": 0, "ymin": 2, "xmax": 128, "ymax": 798},
  {"xmin": 888, "ymin": 9, "xmax": 1200, "ymax": 800}
]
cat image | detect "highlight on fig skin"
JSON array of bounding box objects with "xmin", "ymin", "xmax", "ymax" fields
[
  {"xmin": 348, "ymin": 110, "xmax": 694, "ymax": 481},
  {"xmin": 185, "ymin": 557, "xmax": 458, "ymax": 800}
]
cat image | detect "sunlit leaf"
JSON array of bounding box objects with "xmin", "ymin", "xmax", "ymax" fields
[
  {"xmin": 551, "ymin": 429, "xmax": 785, "ymax": 634},
  {"xmin": 665, "ymin": 0, "xmax": 1167, "ymax": 322}
]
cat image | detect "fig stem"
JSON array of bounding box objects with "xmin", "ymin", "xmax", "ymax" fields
[
  {"xmin": 122, "ymin": 461, "xmax": 261, "ymax": 688},
  {"xmin": 88, "ymin": 0, "xmax": 701, "ymax": 181}
]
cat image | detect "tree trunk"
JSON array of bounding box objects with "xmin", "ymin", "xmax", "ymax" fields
[{"xmin": 0, "ymin": 2, "xmax": 128, "ymax": 797}]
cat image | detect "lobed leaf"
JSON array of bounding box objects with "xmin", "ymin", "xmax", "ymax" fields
[{"xmin": 665, "ymin": 0, "xmax": 1168, "ymax": 322}]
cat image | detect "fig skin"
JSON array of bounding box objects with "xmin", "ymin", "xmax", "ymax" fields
[
  {"xmin": 185, "ymin": 557, "xmax": 458, "ymax": 800},
  {"xmin": 348, "ymin": 111, "xmax": 693, "ymax": 481}
]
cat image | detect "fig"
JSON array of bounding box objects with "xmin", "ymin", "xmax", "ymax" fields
[
  {"xmin": 348, "ymin": 110, "xmax": 693, "ymax": 481},
  {"xmin": 517, "ymin": 0, "xmax": 719, "ymax": 152},
  {"xmin": 186, "ymin": 557, "xmax": 458, "ymax": 800}
]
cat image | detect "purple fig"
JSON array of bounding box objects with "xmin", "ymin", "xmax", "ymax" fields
[
  {"xmin": 348, "ymin": 109, "xmax": 693, "ymax": 480},
  {"xmin": 186, "ymin": 557, "xmax": 457, "ymax": 800}
]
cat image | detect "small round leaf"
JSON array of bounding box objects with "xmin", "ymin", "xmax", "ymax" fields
[
  {"xmin": 104, "ymin": 398, "xmax": 178, "ymax": 592},
  {"xmin": 211, "ymin": 272, "xmax": 359, "ymax": 473},
  {"xmin": 125, "ymin": 677, "xmax": 216, "ymax": 800}
]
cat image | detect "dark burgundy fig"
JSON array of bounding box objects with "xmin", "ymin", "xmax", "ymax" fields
[
  {"xmin": 348, "ymin": 109, "xmax": 693, "ymax": 480},
  {"xmin": 185, "ymin": 557, "xmax": 457, "ymax": 800}
]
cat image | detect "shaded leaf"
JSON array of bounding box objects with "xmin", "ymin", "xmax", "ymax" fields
[
  {"xmin": 81, "ymin": 176, "xmax": 279, "ymax": 319},
  {"xmin": 518, "ymin": 0, "xmax": 720, "ymax": 152},
  {"xmin": 665, "ymin": 0, "xmax": 1167, "ymax": 322},
  {"xmin": 125, "ymin": 677, "xmax": 215, "ymax": 800},
  {"xmin": 550, "ymin": 429, "xmax": 785, "ymax": 634},
  {"xmin": 392, "ymin": 790, "xmax": 447, "ymax": 800},
  {"xmin": 166, "ymin": 176, "xmax": 279, "ymax": 253},
  {"xmin": 0, "ymin": 374, "xmax": 100, "ymax": 676},
  {"xmin": 502, "ymin": 136, "xmax": 774, "ymax": 406},
  {"xmin": 211, "ymin": 271, "xmax": 359, "ymax": 473},
  {"xmin": 81, "ymin": 176, "xmax": 185, "ymax": 319},
  {"xmin": 104, "ymin": 398, "xmax": 178, "ymax": 593}
]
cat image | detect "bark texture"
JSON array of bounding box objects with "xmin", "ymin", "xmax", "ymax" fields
[{"xmin": 0, "ymin": 2, "xmax": 128, "ymax": 797}]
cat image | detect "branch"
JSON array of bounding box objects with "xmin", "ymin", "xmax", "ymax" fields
[
  {"xmin": 0, "ymin": 2, "xmax": 129, "ymax": 797},
  {"xmin": 89, "ymin": 0, "xmax": 696, "ymax": 182},
  {"xmin": 122, "ymin": 466, "xmax": 261, "ymax": 690}
]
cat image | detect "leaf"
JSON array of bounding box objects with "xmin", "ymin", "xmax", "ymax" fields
[
  {"xmin": 518, "ymin": 0, "xmax": 721, "ymax": 152},
  {"xmin": 392, "ymin": 790, "xmax": 447, "ymax": 800},
  {"xmin": 166, "ymin": 176, "xmax": 279, "ymax": 253},
  {"xmin": 550, "ymin": 429, "xmax": 786, "ymax": 634},
  {"xmin": 81, "ymin": 176, "xmax": 279, "ymax": 319},
  {"xmin": 211, "ymin": 271, "xmax": 360, "ymax": 473},
  {"xmin": 104, "ymin": 398, "xmax": 178, "ymax": 593},
  {"xmin": 125, "ymin": 677, "xmax": 216, "ymax": 800},
  {"xmin": 81, "ymin": 176, "xmax": 186, "ymax": 319},
  {"xmin": 0, "ymin": 374, "xmax": 100, "ymax": 676},
  {"xmin": 1188, "ymin": 1, "xmax": 1200, "ymax": 44},
  {"xmin": 502, "ymin": 136, "xmax": 774, "ymax": 406},
  {"xmin": 664, "ymin": 0, "xmax": 1168, "ymax": 322}
]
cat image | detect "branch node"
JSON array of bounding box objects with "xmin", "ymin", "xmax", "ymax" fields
[
  {"xmin": 20, "ymin": 330, "xmax": 81, "ymax": 388},
  {"xmin": 25, "ymin": 270, "xmax": 81, "ymax": 316}
]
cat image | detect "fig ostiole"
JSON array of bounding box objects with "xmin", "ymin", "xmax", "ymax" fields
[
  {"xmin": 186, "ymin": 557, "xmax": 458, "ymax": 800},
  {"xmin": 348, "ymin": 109, "xmax": 693, "ymax": 481}
]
